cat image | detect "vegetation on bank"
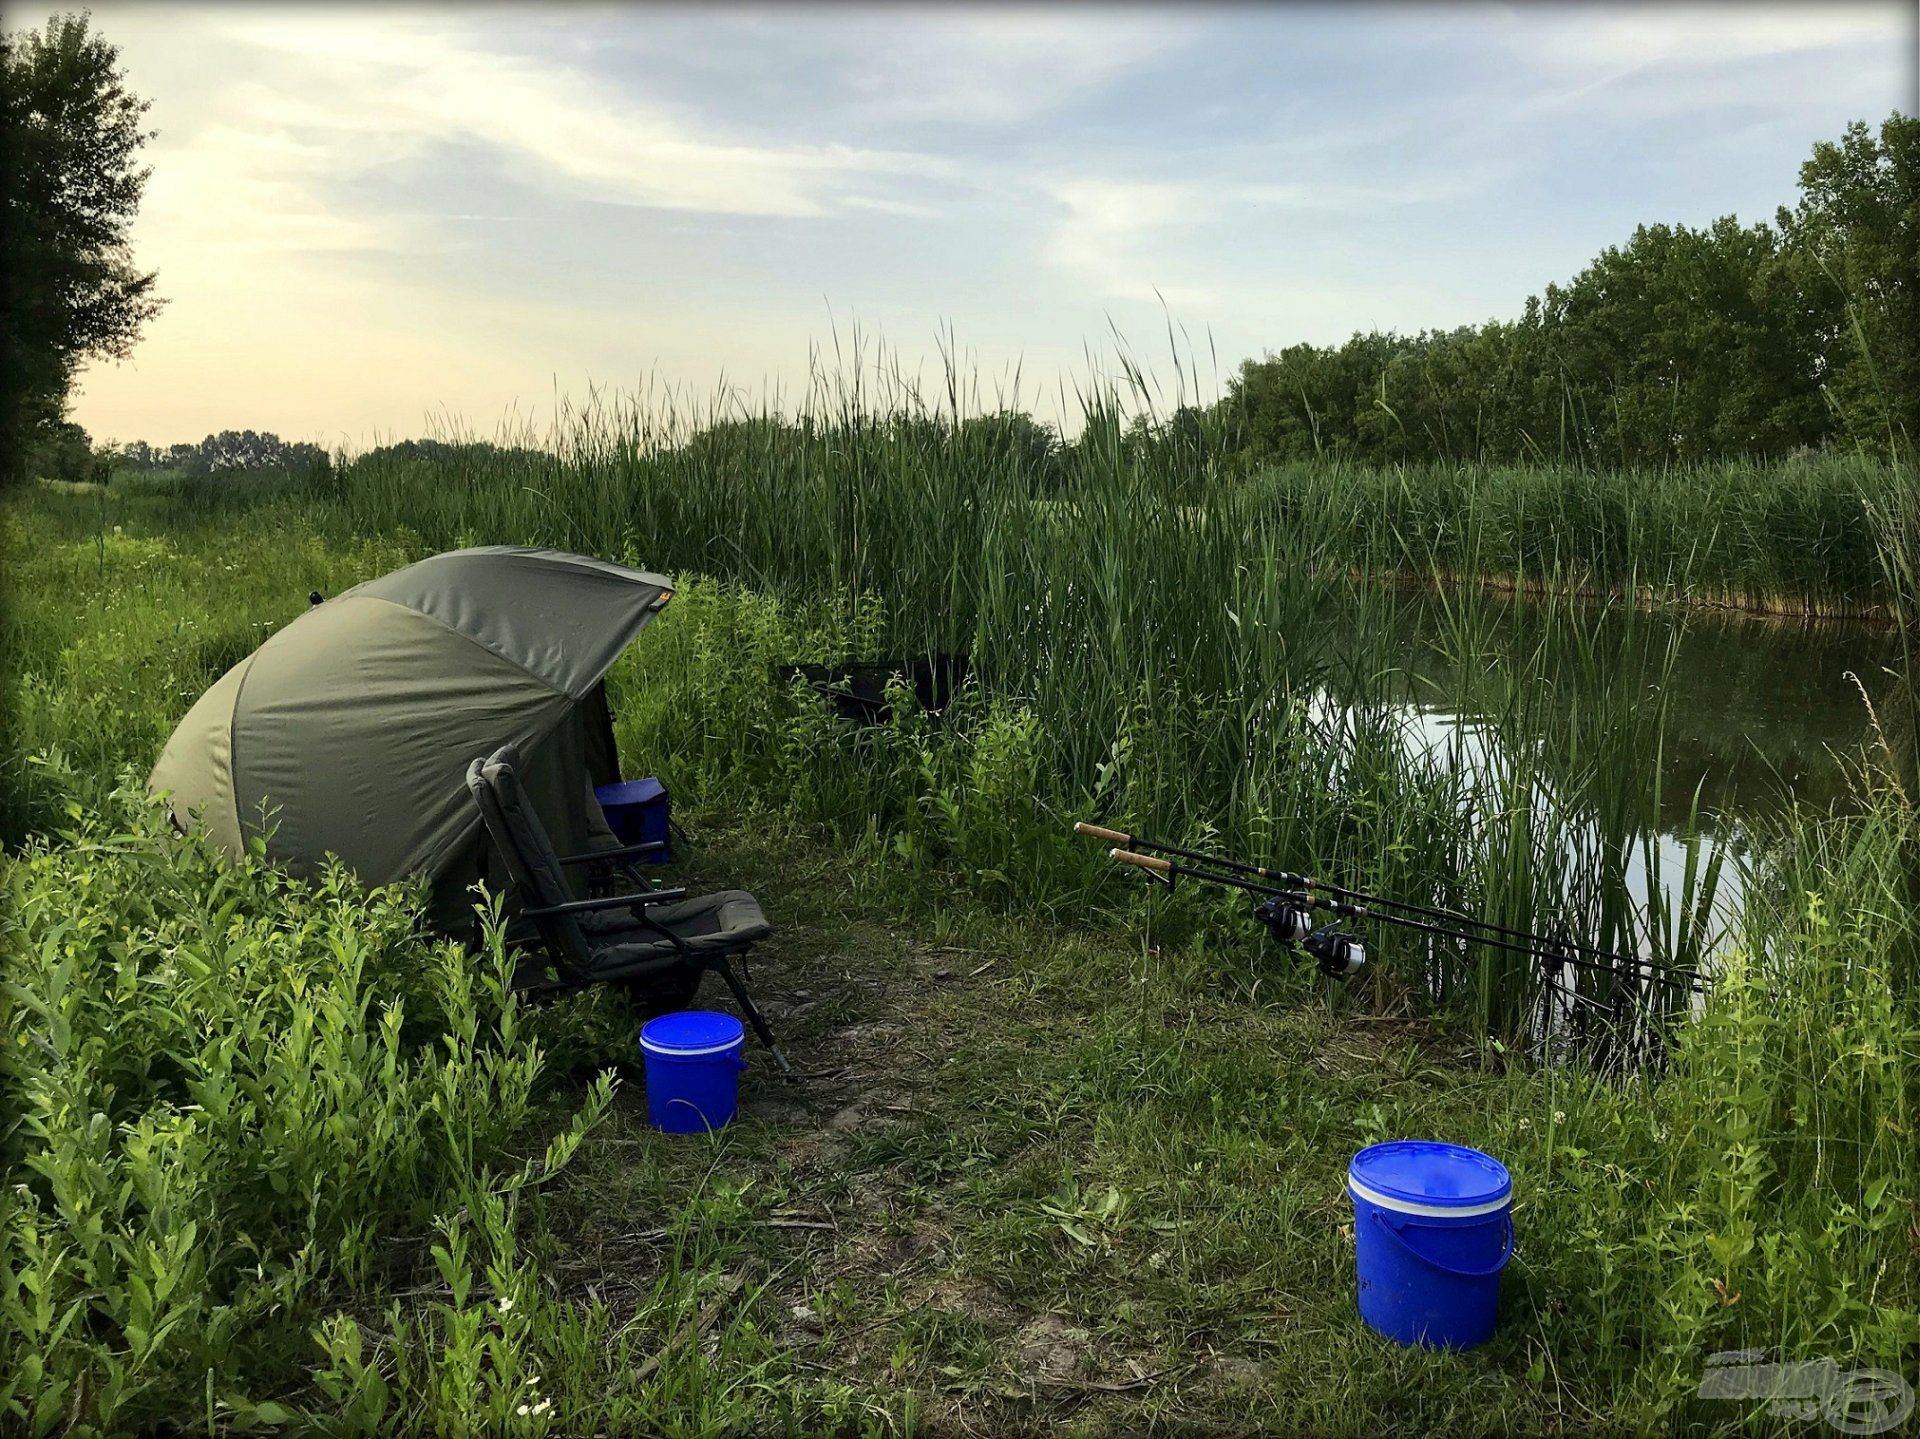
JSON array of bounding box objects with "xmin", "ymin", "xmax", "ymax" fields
[
  {"xmin": 1222, "ymin": 115, "xmax": 1919, "ymax": 468},
  {"xmin": 48, "ymin": 110, "xmax": 1919, "ymax": 486},
  {"xmin": 322, "ymin": 393, "xmax": 1918, "ymax": 619},
  {"xmin": 4, "ymin": 463, "xmax": 1917, "ymax": 1434}
]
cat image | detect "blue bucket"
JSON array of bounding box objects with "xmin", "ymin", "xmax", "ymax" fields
[
  {"xmin": 595, "ymin": 778, "xmax": 670, "ymax": 863},
  {"xmin": 640, "ymin": 1011, "xmax": 746, "ymax": 1134},
  {"xmin": 1348, "ymin": 1140, "xmax": 1513, "ymax": 1349}
]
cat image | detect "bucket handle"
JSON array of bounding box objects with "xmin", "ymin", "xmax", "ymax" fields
[{"xmin": 1371, "ymin": 1209, "xmax": 1514, "ymax": 1278}]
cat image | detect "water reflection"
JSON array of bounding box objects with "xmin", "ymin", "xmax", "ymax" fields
[
  {"xmin": 1317, "ymin": 589, "xmax": 1896, "ymax": 973},
  {"xmin": 1332, "ymin": 588, "xmax": 1895, "ymax": 825}
]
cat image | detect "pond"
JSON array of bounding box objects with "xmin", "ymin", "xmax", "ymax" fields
[
  {"xmin": 1323, "ymin": 585, "xmax": 1900, "ymax": 978},
  {"xmin": 1349, "ymin": 587, "xmax": 1898, "ymax": 823}
]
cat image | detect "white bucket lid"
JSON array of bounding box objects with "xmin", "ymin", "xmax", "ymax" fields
[
  {"xmin": 1348, "ymin": 1176, "xmax": 1511, "ymax": 1218},
  {"xmin": 1348, "ymin": 1141, "xmax": 1513, "ymax": 1217},
  {"xmin": 640, "ymin": 1010, "xmax": 744, "ymax": 1057}
]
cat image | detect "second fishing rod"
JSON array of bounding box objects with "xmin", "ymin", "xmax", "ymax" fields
[{"xmin": 1075, "ymin": 820, "xmax": 1706, "ymax": 993}]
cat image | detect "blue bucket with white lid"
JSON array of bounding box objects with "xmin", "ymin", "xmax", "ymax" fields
[
  {"xmin": 640, "ymin": 1011, "xmax": 746, "ymax": 1134},
  {"xmin": 1348, "ymin": 1140, "xmax": 1514, "ymax": 1349}
]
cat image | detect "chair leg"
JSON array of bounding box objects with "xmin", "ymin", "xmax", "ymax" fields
[{"xmin": 710, "ymin": 953, "xmax": 795, "ymax": 1079}]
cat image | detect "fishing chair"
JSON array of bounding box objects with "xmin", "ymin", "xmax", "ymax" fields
[{"xmin": 465, "ymin": 744, "xmax": 792, "ymax": 1075}]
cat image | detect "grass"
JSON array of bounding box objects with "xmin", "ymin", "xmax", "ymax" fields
[{"xmin": 3, "ymin": 428, "xmax": 1918, "ymax": 1436}]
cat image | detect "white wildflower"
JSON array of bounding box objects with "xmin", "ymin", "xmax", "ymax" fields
[{"xmin": 497, "ymin": 1296, "xmax": 514, "ymax": 1313}]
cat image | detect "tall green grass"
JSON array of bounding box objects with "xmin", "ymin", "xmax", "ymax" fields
[
  {"xmin": 18, "ymin": 382, "xmax": 1904, "ymax": 1053},
  {"xmin": 4, "ymin": 466, "xmax": 1916, "ymax": 1433},
  {"xmin": 325, "ymin": 384, "xmax": 1910, "ymax": 630},
  {"xmin": 301, "ymin": 378, "xmax": 1776, "ymax": 1049}
]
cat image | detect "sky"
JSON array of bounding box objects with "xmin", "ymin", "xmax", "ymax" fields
[{"xmin": 67, "ymin": 1, "xmax": 1918, "ymax": 448}]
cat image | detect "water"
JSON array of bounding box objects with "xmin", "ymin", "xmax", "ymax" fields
[
  {"xmin": 1322, "ymin": 587, "xmax": 1899, "ymax": 996},
  {"xmin": 1342, "ymin": 589, "xmax": 1898, "ymax": 826}
]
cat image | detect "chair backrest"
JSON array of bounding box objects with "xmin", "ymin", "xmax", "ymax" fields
[{"xmin": 466, "ymin": 744, "xmax": 596, "ymax": 978}]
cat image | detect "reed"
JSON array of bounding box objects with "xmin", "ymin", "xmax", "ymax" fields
[
  {"xmin": 6, "ymin": 442, "xmax": 1915, "ymax": 1434},
  {"xmin": 28, "ymin": 356, "xmax": 1908, "ymax": 1050}
]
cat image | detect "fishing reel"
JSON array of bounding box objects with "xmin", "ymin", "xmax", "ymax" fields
[
  {"xmin": 1305, "ymin": 926, "xmax": 1366, "ymax": 978},
  {"xmin": 1253, "ymin": 896, "xmax": 1312, "ymax": 944},
  {"xmin": 1254, "ymin": 898, "xmax": 1366, "ymax": 979}
]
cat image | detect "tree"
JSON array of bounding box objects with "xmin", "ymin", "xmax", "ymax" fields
[
  {"xmin": 1776, "ymin": 114, "xmax": 1920, "ymax": 453},
  {"xmin": 1538, "ymin": 217, "xmax": 1817, "ymax": 464},
  {"xmin": 35, "ymin": 416, "xmax": 106, "ymax": 482},
  {"xmin": 1, "ymin": 13, "xmax": 161, "ymax": 484},
  {"xmin": 114, "ymin": 430, "xmax": 330, "ymax": 475},
  {"xmin": 1217, "ymin": 113, "xmax": 1913, "ymax": 469},
  {"xmin": 957, "ymin": 410, "xmax": 1061, "ymax": 495}
]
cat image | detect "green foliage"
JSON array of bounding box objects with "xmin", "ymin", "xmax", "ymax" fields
[
  {"xmin": 1777, "ymin": 114, "xmax": 1920, "ymax": 453},
  {"xmin": 26, "ymin": 418, "xmax": 117, "ymax": 484},
  {"xmin": 4, "ymin": 423, "xmax": 1918, "ymax": 1432},
  {"xmin": 116, "ymin": 431, "xmax": 332, "ymax": 478},
  {"xmin": 0, "ymin": 788, "xmax": 581, "ymax": 1435},
  {"xmin": 0, "ymin": 11, "xmax": 161, "ymax": 486},
  {"xmin": 1222, "ymin": 113, "xmax": 1917, "ymax": 467}
]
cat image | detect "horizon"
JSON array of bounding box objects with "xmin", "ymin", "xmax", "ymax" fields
[{"xmin": 64, "ymin": 1, "xmax": 1918, "ymax": 448}]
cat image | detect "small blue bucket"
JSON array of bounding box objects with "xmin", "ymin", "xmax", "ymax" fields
[
  {"xmin": 595, "ymin": 778, "xmax": 670, "ymax": 863},
  {"xmin": 640, "ymin": 1011, "xmax": 746, "ymax": 1134},
  {"xmin": 1348, "ymin": 1140, "xmax": 1514, "ymax": 1350}
]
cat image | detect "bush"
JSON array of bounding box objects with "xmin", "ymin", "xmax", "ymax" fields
[{"xmin": 0, "ymin": 785, "xmax": 593, "ymax": 1436}]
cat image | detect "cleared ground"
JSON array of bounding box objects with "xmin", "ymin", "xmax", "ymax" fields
[{"xmin": 510, "ymin": 817, "xmax": 1601, "ymax": 1436}]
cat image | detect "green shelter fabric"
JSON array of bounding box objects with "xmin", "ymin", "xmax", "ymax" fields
[{"xmin": 149, "ymin": 547, "xmax": 671, "ymax": 930}]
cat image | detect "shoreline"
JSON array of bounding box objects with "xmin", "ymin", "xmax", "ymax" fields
[{"xmin": 1365, "ymin": 564, "xmax": 1895, "ymax": 628}]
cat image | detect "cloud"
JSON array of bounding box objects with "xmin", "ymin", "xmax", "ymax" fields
[
  {"xmin": 71, "ymin": 1, "xmax": 1916, "ymax": 447},
  {"xmin": 200, "ymin": 8, "xmax": 943, "ymax": 221},
  {"xmin": 1041, "ymin": 168, "xmax": 1497, "ymax": 310},
  {"xmin": 1042, "ymin": 179, "xmax": 1218, "ymax": 306},
  {"xmin": 1529, "ymin": 2, "xmax": 1905, "ymax": 68},
  {"xmin": 825, "ymin": 7, "xmax": 1189, "ymax": 125}
]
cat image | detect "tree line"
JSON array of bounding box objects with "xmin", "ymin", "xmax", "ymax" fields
[
  {"xmin": 1211, "ymin": 115, "xmax": 1917, "ymax": 468},
  {"xmin": 116, "ymin": 431, "xmax": 331, "ymax": 477},
  {"xmin": 4, "ymin": 8, "xmax": 1911, "ymax": 486}
]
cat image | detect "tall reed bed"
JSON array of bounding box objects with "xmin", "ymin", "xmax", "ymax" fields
[
  {"xmin": 302, "ymin": 369, "xmax": 1807, "ymax": 1053},
  {"xmin": 5, "ymin": 467, "xmax": 1916, "ymax": 1431},
  {"xmin": 1258, "ymin": 454, "xmax": 1905, "ymax": 618},
  {"xmin": 324, "ymin": 376, "xmax": 1911, "ymax": 627}
]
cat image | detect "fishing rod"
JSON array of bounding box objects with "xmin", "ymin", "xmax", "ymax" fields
[
  {"xmin": 1075, "ymin": 820, "xmax": 1707, "ymax": 994},
  {"xmin": 1077, "ymin": 821, "xmax": 1641, "ymax": 968}
]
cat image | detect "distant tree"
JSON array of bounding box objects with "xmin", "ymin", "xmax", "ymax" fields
[
  {"xmin": 1775, "ymin": 114, "xmax": 1920, "ymax": 452},
  {"xmin": 957, "ymin": 410, "xmax": 1061, "ymax": 494},
  {"xmin": 0, "ymin": 13, "xmax": 161, "ymax": 485},
  {"xmin": 355, "ymin": 437, "xmax": 548, "ymax": 469},
  {"xmin": 113, "ymin": 430, "xmax": 330, "ymax": 475},
  {"xmin": 194, "ymin": 428, "xmax": 325, "ymax": 472},
  {"xmin": 1218, "ymin": 113, "xmax": 1913, "ymax": 468},
  {"xmin": 1539, "ymin": 217, "xmax": 1815, "ymax": 463},
  {"xmin": 39, "ymin": 419, "xmax": 91, "ymax": 481}
]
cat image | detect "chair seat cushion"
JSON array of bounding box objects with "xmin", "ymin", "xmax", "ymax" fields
[{"xmin": 577, "ymin": 889, "xmax": 771, "ymax": 976}]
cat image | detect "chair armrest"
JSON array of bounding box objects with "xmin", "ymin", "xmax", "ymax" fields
[
  {"xmin": 556, "ymin": 841, "xmax": 666, "ymax": 866},
  {"xmin": 523, "ymin": 888, "xmax": 688, "ymax": 920}
]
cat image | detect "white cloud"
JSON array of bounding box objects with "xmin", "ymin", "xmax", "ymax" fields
[
  {"xmin": 200, "ymin": 8, "xmax": 940, "ymax": 220},
  {"xmin": 69, "ymin": 1, "xmax": 1914, "ymax": 446},
  {"xmin": 1041, "ymin": 168, "xmax": 1496, "ymax": 310},
  {"xmin": 825, "ymin": 7, "xmax": 1188, "ymax": 125},
  {"xmin": 1043, "ymin": 179, "xmax": 1220, "ymax": 307},
  {"xmin": 1530, "ymin": 2, "xmax": 1905, "ymax": 68}
]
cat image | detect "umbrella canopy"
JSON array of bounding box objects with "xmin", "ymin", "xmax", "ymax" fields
[{"xmin": 151, "ymin": 546, "xmax": 672, "ymax": 924}]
